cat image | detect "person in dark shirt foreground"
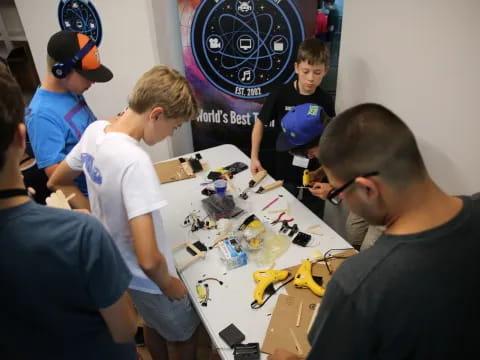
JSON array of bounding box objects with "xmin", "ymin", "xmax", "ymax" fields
[
  {"xmin": 270, "ymin": 103, "xmax": 480, "ymax": 360},
  {"xmin": 0, "ymin": 65, "xmax": 137, "ymax": 360}
]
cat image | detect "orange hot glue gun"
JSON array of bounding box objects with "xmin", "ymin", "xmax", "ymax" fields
[
  {"xmin": 294, "ymin": 260, "xmax": 325, "ymax": 296},
  {"xmin": 253, "ymin": 270, "xmax": 290, "ymax": 305}
]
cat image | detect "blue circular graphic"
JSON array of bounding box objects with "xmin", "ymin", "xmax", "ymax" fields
[
  {"xmin": 58, "ymin": 0, "xmax": 103, "ymax": 45},
  {"xmin": 191, "ymin": 0, "xmax": 305, "ymax": 99}
]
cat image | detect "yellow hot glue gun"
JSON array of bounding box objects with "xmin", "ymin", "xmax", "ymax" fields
[
  {"xmin": 253, "ymin": 270, "xmax": 290, "ymax": 305},
  {"xmin": 302, "ymin": 169, "xmax": 311, "ymax": 186},
  {"xmin": 294, "ymin": 260, "xmax": 325, "ymax": 296}
]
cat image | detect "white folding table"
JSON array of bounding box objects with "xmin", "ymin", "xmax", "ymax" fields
[{"xmin": 158, "ymin": 144, "xmax": 352, "ymax": 360}]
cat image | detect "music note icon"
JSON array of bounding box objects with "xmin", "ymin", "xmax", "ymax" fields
[{"xmin": 241, "ymin": 70, "xmax": 251, "ymax": 82}]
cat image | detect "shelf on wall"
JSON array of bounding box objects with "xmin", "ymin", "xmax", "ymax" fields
[
  {"xmin": 0, "ymin": 0, "xmax": 39, "ymax": 94},
  {"xmin": 0, "ymin": 0, "xmax": 27, "ymax": 54}
]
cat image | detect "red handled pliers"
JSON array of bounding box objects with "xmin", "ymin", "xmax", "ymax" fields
[{"xmin": 270, "ymin": 212, "xmax": 294, "ymax": 225}]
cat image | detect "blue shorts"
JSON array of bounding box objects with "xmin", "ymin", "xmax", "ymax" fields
[{"xmin": 128, "ymin": 289, "xmax": 200, "ymax": 342}]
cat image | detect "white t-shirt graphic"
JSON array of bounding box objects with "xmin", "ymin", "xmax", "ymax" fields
[{"xmin": 67, "ymin": 120, "xmax": 177, "ymax": 294}]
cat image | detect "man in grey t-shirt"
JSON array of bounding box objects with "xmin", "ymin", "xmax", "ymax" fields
[{"xmin": 270, "ymin": 103, "xmax": 480, "ymax": 360}]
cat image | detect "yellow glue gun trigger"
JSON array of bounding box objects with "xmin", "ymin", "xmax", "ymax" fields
[
  {"xmin": 294, "ymin": 260, "xmax": 325, "ymax": 297},
  {"xmin": 253, "ymin": 270, "xmax": 290, "ymax": 305}
]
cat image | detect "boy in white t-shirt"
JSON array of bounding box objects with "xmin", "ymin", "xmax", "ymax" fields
[{"xmin": 49, "ymin": 65, "xmax": 200, "ymax": 360}]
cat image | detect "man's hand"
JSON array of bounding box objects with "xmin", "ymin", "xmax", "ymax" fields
[
  {"xmin": 268, "ymin": 348, "xmax": 304, "ymax": 360},
  {"xmin": 161, "ymin": 276, "xmax": 188, "ymax": 301},
  {"xmin": 309, "ymin": 167, "xmax": 326, "ymax": 182},
  {"xmin": 250, "ymin": 158, "xmax": 265, "ymax": 175},
  {"xmin": 309, "ymin": 182, "xmax": 333, "ymax": 200}
]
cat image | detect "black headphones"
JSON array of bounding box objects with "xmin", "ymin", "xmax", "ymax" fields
[{"xmin": 51, "ymin": 39, "xmax": 96, "ymax": 79}]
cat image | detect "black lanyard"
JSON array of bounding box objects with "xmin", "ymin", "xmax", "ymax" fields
[{"xmin": 0, "ymin": 189, "xmax": 29, "ymax": 199}]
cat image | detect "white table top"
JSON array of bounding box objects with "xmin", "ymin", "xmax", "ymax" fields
[{"xmin": 159, "ymin": 144, "xmax": 351, "ymax": 360}]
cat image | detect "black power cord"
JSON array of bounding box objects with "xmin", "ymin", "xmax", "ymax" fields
[
  {"xmin": 321, "ymin": 248, "xmax": 355, "ymax": 274},
  {"xmin": 198, "ymin": 277, "xmax": 224, "ymax": 285},
  {"xmin": 250, "ymin": 276, "xmax": 294, "ymax": 309}
]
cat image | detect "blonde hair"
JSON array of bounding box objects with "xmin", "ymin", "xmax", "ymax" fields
[{"xmin": 128, "ymin": 65, "xmax": 199, "ymax": 121}]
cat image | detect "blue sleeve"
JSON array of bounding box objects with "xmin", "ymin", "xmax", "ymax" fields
[
  {"xmin": 307, "ymin": 278, "xmax": 377, "ymax": 360},
  {"xmin": 26, "ymin": 110, "xmax": 68, "ymax": 169},
  {"xmin": 80, "ymin": 216, "xmax": 132, "ymax": 309}
]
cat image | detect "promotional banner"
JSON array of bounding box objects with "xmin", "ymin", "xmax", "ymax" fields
[{"xmin": 178, "ymin": 0, "xmax": 315, "ymax": 155}]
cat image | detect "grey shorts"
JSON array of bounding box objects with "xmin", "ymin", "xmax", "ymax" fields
[
  {"xmin": 345, "ymin": 211, "xmax": 385, "ymax": 250},
  {"xmin": 128, "ymin": 289, "xmax": 200, "ymax": 342}
]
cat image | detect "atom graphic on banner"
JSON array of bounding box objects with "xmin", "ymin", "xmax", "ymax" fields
[
  {"xmin": 191, "ymin": 0, "xmax": 305, "ymax": 99},
  {"xmin": 58, "ymin": 0, "xmax": 103, "ymax": 45}
]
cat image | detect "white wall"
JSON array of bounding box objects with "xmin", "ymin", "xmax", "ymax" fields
[
  {"xmin": 337, "ymin": 0, "xmax": 480, "ymax": 195},
  {"xmin": 150, "ymin": 0, "xmax": 194, "ymax": 157},
  {"xmin": 15, "ymin": 0, "xmax": 192, "ymax": 162}
]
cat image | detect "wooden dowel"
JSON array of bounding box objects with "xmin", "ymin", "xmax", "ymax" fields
[
  {"xmin": 307, "ymin": 303, "xmax": 320, "ymax": 334},
  {"xmin": 296, "ymin": 301, "xmax": 303, "ymax": 327},
  {"xmin": 289, "ymin": 328, "xmax": 303, "ymax": 356}
]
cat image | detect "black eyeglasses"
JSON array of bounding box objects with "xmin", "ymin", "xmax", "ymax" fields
[{"xmin": 327, "ymin": 171, "xmax": 379, "ymax": 205}]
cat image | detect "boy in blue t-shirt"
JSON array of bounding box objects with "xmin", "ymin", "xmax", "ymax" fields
[{"xmin": 26, "ymin": 30, "xmax": 113, "ymax": 208}]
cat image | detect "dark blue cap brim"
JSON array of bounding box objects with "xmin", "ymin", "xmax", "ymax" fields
[{"xmin": 276, "ymin": 132, "xmax": 298, "ymax": 152}]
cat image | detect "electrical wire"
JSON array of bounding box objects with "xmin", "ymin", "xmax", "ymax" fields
[
  {"xmin": 250, "ymin": 276, "xmax": 294, "ymax": 309},
  {"xmin": 321, "ymin": 248, "xmax": 355, "ymax": 274},
  {"xmin": 181, "ymin": 211, "xmax": 215, "ymax": 233},
  {"xmin": 198, "ymin": 277, "xmax": 224, "ymax": 285}
]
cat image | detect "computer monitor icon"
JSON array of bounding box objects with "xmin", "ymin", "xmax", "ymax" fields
[{"xmin": 239, "ymin": 38, "xmax": 252, "ymax": 51}]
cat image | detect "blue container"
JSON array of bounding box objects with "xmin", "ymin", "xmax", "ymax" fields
[{"xmin": 214, "ymin": 179, "xmax": 227, "ymax": 196}]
